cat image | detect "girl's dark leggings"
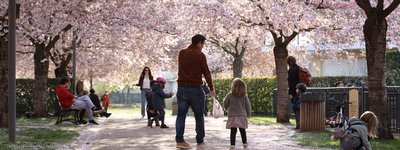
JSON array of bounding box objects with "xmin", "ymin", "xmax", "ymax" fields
[
  {"xmin": 155, "ymin": 109, "xmax": 165, "ymax": 124},
  {"xmin": 230, "ymin": 128, "xmax": 247, "ymax": 146}
]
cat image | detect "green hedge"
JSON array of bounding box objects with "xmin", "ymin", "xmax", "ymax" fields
[
  {"xmin": 15, "ymin": 78, "xmax": 58, "ymax": 116},
  {"xmin": 13, "ymin": 59, "xmax": 400, "ymax": 116},
  {"xmin": 386, "ymin": 51, "xmax": 400, "ymax": 86},
  {"xmin": 214, "ymin": 74, "xmax": 399, "ymax": 115},
  {"xmin": 213, "ymin": 77, "xmax": 276, "ymax": 115}
]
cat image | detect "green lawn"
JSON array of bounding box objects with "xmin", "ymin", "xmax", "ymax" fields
[
  {"xmin": 295, "ymin": 130, "xmax": 400, "ymax": 150},
  {"xmin": 0, "ymin": 116, "xmax": 83, "ymax": 150},
  {"xmin": 16, "ymin": 116, "xmax": 57, "ymax": 126},
  {"xmin": 249, "ymin": 116, "xmax": 296, "ymax": 125}
]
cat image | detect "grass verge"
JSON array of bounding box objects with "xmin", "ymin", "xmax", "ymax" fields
[
  {"xmin": 249, "ymin": 116, "xmax": 296, "ymax": 125},
  {"xmin": 0, "ymin": 116, "xmax": 83, "ymax": 150},
  {"xmin": 295, "ymin": 130, "xmax": 400, "ymax": 150}
]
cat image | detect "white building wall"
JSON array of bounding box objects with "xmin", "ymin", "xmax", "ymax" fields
[{"xmin": 309, "ymin": 57, "xmax": 367, "ymax": 77}]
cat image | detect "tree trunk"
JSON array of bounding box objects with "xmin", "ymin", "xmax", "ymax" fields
[
  {"xmin": 54, "ymin": 53, "xmax": 72, "ymax": 78},
  {"xmin": 77, "ymin": 80, "xmax": 84, "ymax": 94},
  {"xmin": 55, "ymin": 66, "xmax": 68, "ymax": 78},
  {"xmin": 0, "ymin": 34, "xmax": 9, "ymax": 128},
  {"xmin": 233, "ymin": 57, "xmax": 243, "ymax": 78},
  {"xmin": 33, "ymin": 44, "xmax": 49, "ymax": 117},
  {"xmin": 274, "ymin": 45, "xmax": 290, "ymax": 123},
  {"xmin": 363, "ymin": 16, "xmax": 393, "ymax": 139}
]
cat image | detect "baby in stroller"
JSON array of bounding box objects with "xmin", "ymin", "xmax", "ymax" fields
[{"xmin": 146, "ymin": 82, "xmax": 160, "ymax": 128}]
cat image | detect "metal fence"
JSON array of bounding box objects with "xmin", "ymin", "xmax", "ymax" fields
[
  {"xmin": 273, "ymin": 86, "xmax": 400, "ymax": 136},
  {"xmin": 108, "ymin": 93, "xmax": 141, "ymax": 106}
]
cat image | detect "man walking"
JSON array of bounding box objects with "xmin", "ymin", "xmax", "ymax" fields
[{"xmin": 175, "ymin": 34, "xmax": 216, "ymax": 149}]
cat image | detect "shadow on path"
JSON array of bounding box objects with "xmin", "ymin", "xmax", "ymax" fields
[{"xmin": 72, "ymin": 114, "xmax": 332, "ymax": 150}]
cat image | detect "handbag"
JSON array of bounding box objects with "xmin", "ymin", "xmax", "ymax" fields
[{"xmin": 212, "ymin": 97, "xmax": 224, "ymax": 119}]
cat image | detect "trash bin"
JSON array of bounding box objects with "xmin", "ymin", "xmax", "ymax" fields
[{"xmin": 300, "ymin": 92, "xmax": 326, "ymax": 132}]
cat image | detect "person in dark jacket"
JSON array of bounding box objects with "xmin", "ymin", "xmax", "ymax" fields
[
  {"xmin": 292, "ymin": 83, "xmax": 307, "ymax": 129},
  {"xmin": 89, "ymin": 89, "xmax": 111, "ymax": 118},
  {"xmin": 287, "ymin": 56, "xmax": 300, "ymax": 101},
  {"xmin": 146, "ymin": 80, "xmax": 160, "ymax": 127},
  {"xmin": 135, "ymin": 67, "xmax": 154, "ymax": 118},
  {"xmin": 152, "ymin": 77, "xmax": 174, "ymax": 128}
]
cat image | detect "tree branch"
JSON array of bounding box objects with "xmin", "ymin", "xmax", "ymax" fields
[
  {"xmin": 270, "ymin": 30, "xmax": 281, "ymax": 45},
  {"xmin": 384, "ymin": 0, "xmax": 400, "ymax": 17},
  {"xmin": 45, "ymin": 24, "xmax": 73, "ymax": 51},
  {"xmin": 16, "ymin": 51, "xmax": 34, "ymax": 54},
  {"xmin": 239, "ymin": 40, "xmax": 247, "ymax": 57},
  {"xmin": 234, "ymin": 37, "xmax": 239, "ymax": 55},
  {"xmin": 283, "ymin": 32, "xmax": 298, "ymax": 46},
  {"xmin": 355, "ymin": 0, "xmax": 372, "ymax": 15},
  {"xmin": 249, "ymin": 0, "xmax": 265, "ymax": 11}
]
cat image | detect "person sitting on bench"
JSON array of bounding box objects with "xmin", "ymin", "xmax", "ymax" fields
[
  {"xmin": 55, "ymin": 77, "xmax": 99, "ymax": 125},
  {"xmin": 89, "ymin": 89, "xmax": 111, "ymax": 118}
]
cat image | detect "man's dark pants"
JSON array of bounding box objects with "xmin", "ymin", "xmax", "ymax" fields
[{"xmin": 175, "ymin": 86, "xmax": 205, "ymax": 143}]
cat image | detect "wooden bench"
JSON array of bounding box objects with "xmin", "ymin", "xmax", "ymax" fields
[{"xmin": 54, "ymin": 96, "xmax": 80, "ymax": 125}]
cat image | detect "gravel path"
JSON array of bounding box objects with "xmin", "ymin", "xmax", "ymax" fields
[{"xmin": 72, "ymin": 114, "xmax": 332, "ymax": 150}]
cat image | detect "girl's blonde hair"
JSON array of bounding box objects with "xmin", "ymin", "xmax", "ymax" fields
[
  {"xmin": 231, "ymin": 78, "xmax": 247, "ymax": 97},
  {"xmin": 360, "ymin": 111, "xmax": 379, "ymax": 139}
]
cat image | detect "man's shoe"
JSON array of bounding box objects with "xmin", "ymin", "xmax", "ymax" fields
[
  {"xmin": 160, "ymin": 124, "xmax": 169, "ymax": 128},
  {"xmin": 78, "ymin": 120, "xmax": 87, "ymax": 124},
  {"xmin": 176, "ymin": 140, "xmax": 192, "ymax": 149},
  {"xmin": 89, "ymin": 119, "xmax": 99, "ymax": 125},
  {"xmin": 197, "ymin": 142, "xmax": 206, "ymax": 148}
]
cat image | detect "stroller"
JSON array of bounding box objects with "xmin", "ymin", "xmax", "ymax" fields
[{"xmin": 146, "ymin": 90, "xmax": 159, "ymax": 128}]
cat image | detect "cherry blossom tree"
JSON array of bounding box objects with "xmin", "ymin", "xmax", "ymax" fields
[
  {"xmin": 224, "ymin": 0, "xmax": 350, "ymax": 123},
  {"xmin": 15, "ymin": 0, "xmax": 92, "ymax": 117},
  {"xmin": 354, "ymin": 0, "xmax": 400, "ymax": 139}
]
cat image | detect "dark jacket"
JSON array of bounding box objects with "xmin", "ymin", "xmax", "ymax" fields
[
  {"xmin": 288, "ymin": 64, "xmax": 300, "ymax": 99},
  {"xmin": 177, "ymin": 45, "xmax": 214, "ymax": 91},
  {"xmin": 151, "ymin": 83, "xmax": 173, "ymax": 110},
  {"xmin": 137, "ymin": 75, "xmax": 153, "ymax": 90},
  {"xmin": 292, "ymin": 93, "xmax": 302, "ymax": 110},
  {"xmin": 146, "ymin": 91, "xmax": 154, "ymax": 110},
  {"xmin": 89, "ymin": 93, "xmax": 102, "ymax": 109}
]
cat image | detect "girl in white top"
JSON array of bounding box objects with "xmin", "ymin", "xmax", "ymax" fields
[{"xmin": 136, "ymin": 67, "xmax": 154, "ymax": 118}]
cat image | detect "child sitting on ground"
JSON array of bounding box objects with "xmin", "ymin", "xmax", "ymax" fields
[
  {"xmin": 331, "ymin": 111, "xmax": 378, "ymax": 150},
  {"xmin": 151, "ymin": 77, "xmax": 174, "ymax": 128}
]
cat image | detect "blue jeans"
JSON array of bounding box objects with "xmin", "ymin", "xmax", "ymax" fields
[
  {"xmin": 141, "ymin": 89, "xmax": 150, "ymax": 117},
  {"xmin": 175, "ymin": 86, "xmax": 205, "ymax": 143}
]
